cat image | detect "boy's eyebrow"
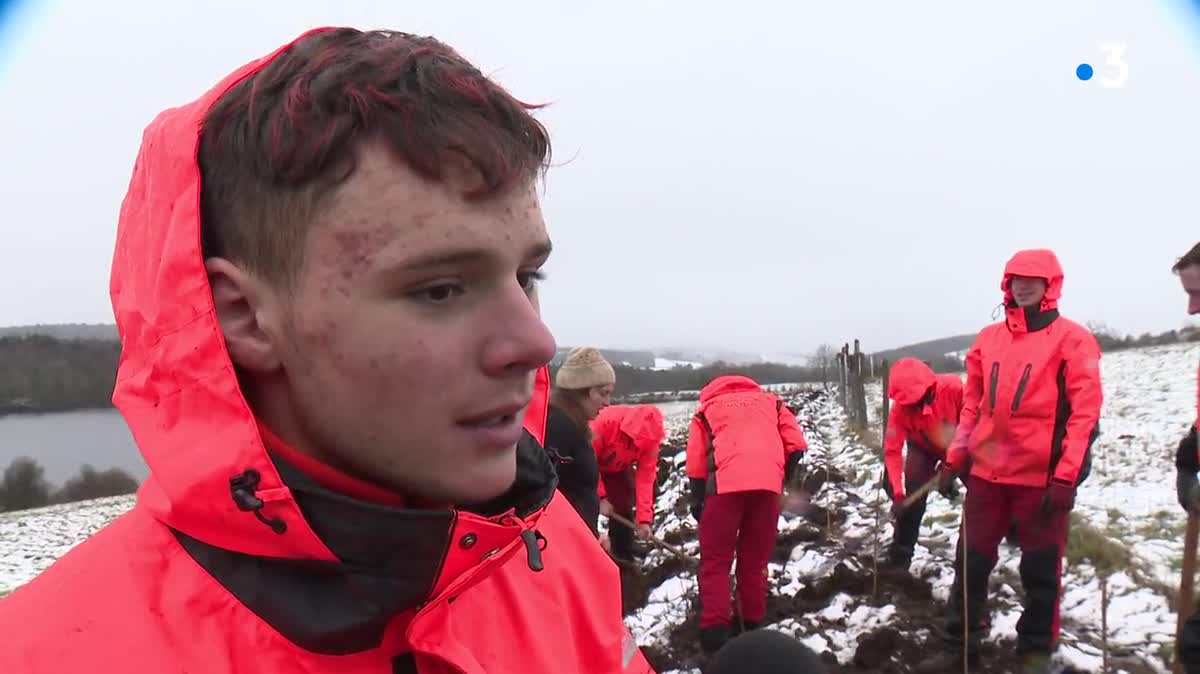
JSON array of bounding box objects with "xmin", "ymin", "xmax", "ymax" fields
[{"xmin": 396, "ymin": 238, "xmax": 553, "ymax": 271}]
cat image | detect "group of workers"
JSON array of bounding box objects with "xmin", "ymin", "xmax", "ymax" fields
[
  {"xmin": 0, "ymin": 23, "xmax": 1196, "ymax": 674},
  {"xmin": 547, "ymin": 242, "xmax": 1200, "ymax": 674},
  {"xmin": 544, "ymin": 345, "xmax": 809, "ymax": 656},
  {"xmin": 878, "ymin": 245, "xmax": 1200, "ymax": 674}
]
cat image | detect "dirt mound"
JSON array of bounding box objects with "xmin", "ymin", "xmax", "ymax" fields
[{"xmin": 634, "ymin": 525, "xmax": 1114, "ymax": 673}]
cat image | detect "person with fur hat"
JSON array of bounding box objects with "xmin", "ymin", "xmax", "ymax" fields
[
  {"xmin": 881, "ymin": 357, "xmax": 964, "ymax": 570},
  {"xmin": 546, "ymin": 347, "xmax": 616, "ymax": 537}
]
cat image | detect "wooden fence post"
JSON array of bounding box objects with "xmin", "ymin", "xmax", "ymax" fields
[
  {"xmin": 838, "ymin": 344, "xmax": 850, "ymax": 410},
  {"xmin": 881, "ymin": 359, "xmax": 891, "ymax": 432},
  {"xmin": 851, "ymin": 340, "xmax": 868, "ymax": 428}
]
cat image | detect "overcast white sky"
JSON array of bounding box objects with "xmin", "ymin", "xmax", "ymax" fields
[{"xmin": 0, "ymin": 0, "xmax": 1198, "ymax": 356}]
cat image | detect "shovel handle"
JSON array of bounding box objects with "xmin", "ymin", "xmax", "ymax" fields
[
  {"xmin": 607, "ymin": 511, "xmax": 696, "ymax": 566},
  {"xmin": 899, "ymin": 476, "xmax": 940, "ymax": 510},
  {"xmin": 1175, "ymin": 512, "xmax": 1200, "ymax": 673}
]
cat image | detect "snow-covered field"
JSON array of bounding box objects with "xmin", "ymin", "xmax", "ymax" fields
[
  {"xmin": 2, "ymin": 342, "xmax": 1197, "ymax": 673},
  {"xmin": 867, "ymin": 342, "xmax": 1199, "ymax": 591},
  {"xmin": 624, "ymin": 342, "xmax": 1198, "ymax": 673},
  {"xmin": 0, "ymin": 494, "xmax": 133, "ymax": 596}
]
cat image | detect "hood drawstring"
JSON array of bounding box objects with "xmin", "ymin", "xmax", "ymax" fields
[
  {"xmin": 230, "ymin": 469, "xmax": 288, "ymax": 534},
  {"xmin": 521, "ymin": 529, "xmax": 547, "ymax": 572},
  {"xmin": 990, "ymin": 303, "xmax": 1005, "ymax": 320}
]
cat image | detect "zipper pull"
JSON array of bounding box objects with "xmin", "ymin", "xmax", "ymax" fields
[{"xmin": 521, "ymin": 529, "xmax": 546, "ymax": 572}]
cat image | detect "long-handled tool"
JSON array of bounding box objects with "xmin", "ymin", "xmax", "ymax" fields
[
  {"xmin": 899, "ymin": 474, "xmax": 940, "ymax": 511},
  {"xmin": 1175, "ymin": 512, "xmax": 1199, "ymax": 674},
  {"xmin": 608, "ymin": 511, "xmax": 696, "ymax": 566},
  {"xmin": 961, "ymin": 505, "xmax": 970, "ymax": 674}
]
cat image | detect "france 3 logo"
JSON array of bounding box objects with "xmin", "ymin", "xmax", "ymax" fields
[{"xmin": 1076, "ymin": 43, "xmax": 1129, "ymax": 88}]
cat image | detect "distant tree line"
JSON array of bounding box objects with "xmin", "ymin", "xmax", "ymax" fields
[
  {"xmin": 0, "ymin": 457, "xmax": 139, "ymax": 513},
  {"xmin": 553, "ymin": 360, "xmax": 831, "ymax": 399},
  {"xmin": 1, "ymin": 326, "xmax": 1196, "ymax": 417},
  {"xmin": 1088, "ymin": 322, "xmax": 1200, "ymax": 353},
  {"xmin": 0, "ymin": 335, "xmax": 120, "ymax": 415}
]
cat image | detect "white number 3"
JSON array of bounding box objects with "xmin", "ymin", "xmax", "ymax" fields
[{"xmin": 1098, "ymin": 43, "xmax": 1129, "ymax": 88}]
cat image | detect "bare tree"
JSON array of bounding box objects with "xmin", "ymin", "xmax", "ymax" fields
[
  {"xmin": 0, "ymin": 457, "xmax": 52, "ymax": 512},
  {"xmin": 55, "ymin": 465, "xmax": 139, "ymax": 504},
  {"xmin": 811, "ymin": 344, "xmax": 838, "ymax": 383}
]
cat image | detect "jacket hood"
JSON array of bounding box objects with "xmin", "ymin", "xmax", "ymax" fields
[
  {"xmin": 887, "ymin": 358, "xmax": 936, "ymax": 406},
  {"xmin": 109, "ymin": 26, "xmax": 551, "ymax": 562},
  {"xmin": 1001, "ymin": 248, "xmax": 1063, "ymax": 311},
  {"xmin": 699, "ymin": 375, "xmax": 762, "ymax": 403},
  {"xmin": 616, "ymin": 405, "xmax": 666, "ymax": 450}
]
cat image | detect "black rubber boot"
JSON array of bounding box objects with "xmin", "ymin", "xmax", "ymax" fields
[
  {"xmin": 885, "ymin": 544, "xmax": 914, "ymax": 571},
  {"xmin": 700, "ymin": 625, "xmax": 731, "ymax": 656}
]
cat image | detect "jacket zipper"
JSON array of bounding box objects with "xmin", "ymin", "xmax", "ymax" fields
[
  {"xmin": 1010, "ymin": 363, "xmax": 1033, "ymax": 412},
  {"xmin": 987, "ymin": 362, "xmax": 1000, "ymax": 411}
]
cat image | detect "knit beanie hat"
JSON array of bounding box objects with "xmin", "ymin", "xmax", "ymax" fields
[{"xmin": 555, "ymin": 347, "xmax": 616, "ymax": 390}]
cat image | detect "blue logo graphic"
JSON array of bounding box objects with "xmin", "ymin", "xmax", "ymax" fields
[{"xmin": 1076, "ymin": 63, "xmax": 1094, "ymax": 80}]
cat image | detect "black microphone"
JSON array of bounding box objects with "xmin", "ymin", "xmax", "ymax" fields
[{"xmin": 705, "ymin": 629, "xmax": 828, "ymax": 674}]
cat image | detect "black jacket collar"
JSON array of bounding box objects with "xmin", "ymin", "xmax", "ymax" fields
[{"xmin": 173, "ymin": 431, "xmax": 558, "ymax": 655}]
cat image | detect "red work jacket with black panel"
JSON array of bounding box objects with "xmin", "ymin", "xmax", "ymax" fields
[
  {"xmin": 685, "ymin": 375, "xmax": 808, "ymax": 495},
  {"xmin": 0, "ymin": 27, "xmax": 653, "ymax": 674},
  {"xmin": 945, "ymin": 249, "xmax": 1103, "ymax": 490}
]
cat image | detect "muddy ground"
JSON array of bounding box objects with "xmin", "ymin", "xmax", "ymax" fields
[{"xmin": 628, "ymin": 516, "xmax": 1157, "ymax": 672}]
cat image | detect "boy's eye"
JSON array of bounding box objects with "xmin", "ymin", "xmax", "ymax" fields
[{"xmin": 413, "ymin": 284, "xmax": 463, "ymax": 303}]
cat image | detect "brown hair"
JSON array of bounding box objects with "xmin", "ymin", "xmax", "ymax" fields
[
  {"xmin": 1173, "ymin": 242, "xmax": 1200, "ymax": 273},
  {"xmin": 549, "ymin": 387, "xmax": 594, "ymax": 441},
  {"xmin": 198, "ymin": 27, "xmax": 552, "ymax": 286}
]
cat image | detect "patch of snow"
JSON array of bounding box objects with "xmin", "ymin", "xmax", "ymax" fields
[
  {"xmin": 653, "ymin": 357, "xmax": 702, "ymax": 371},
  {"xmin": 3, "ymin": 343, "xmax": 1196, "ymax": 673},
  {"xmin": 0, "ymin": 495, "xmax": 134, "ymax": 594}
]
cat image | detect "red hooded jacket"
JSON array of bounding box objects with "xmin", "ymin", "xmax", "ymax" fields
[
  {"xmin": 945, "ymin": 249, "xmax": 1103, "ymax": 488},
  {"xmin": 883, "ymin": 359, "xmax": 964, "ymax": 497},
  {"xmin": 0, "ymin": 28, "xmax": 651, "ymax": 674},
  {"xmin": 591, "ymin": 405, "xmax": 665, "ymax": 524},
  {"xmin": 685, "ymin": 375, "xmax": 807, "ymax": 495}
]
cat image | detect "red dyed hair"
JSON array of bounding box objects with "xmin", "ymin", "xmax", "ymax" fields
[{"xmin": 198, "ymin": 27, "xmax": 552, "ymax": 284}]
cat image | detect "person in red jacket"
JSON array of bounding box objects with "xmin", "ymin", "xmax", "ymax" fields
[
  {"xmin": 685, "ymin": 375, "xmax": 808, "ymax": 655},
  {"xmin": 0, "ymin": 27, "xmax": 654, "ymax": 674},
  {"xmin": 918, "ymin": 249, "xmax": 1102, "ymax": 674},
  {"xmin": 591, "ymin": 404, "xmax": 666, "ymax": 562},
  {"xmin": 1170, "ymin": 242, "xmax": 1200, "ymax": 673},
  {"xmin": 881, "ymin": 358, "xmax": 964, "ymax": 569}
]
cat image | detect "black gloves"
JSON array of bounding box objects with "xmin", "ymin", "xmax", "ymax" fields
[
  {"xmin": 1179, "ymin": 471, "xmax": 1200, "ymax": 515},
  {"xmin": 784, "ymin": 451, "xmax": 805, "ymax": 485},
  {"xmin": 689, "ymin": 478, "xmax": 706, "ymax": 520},
  {"xmin": 1177, "ymin": 425, "xmax": 1199, "ymax": 474},
  {"xmin": 1176, "ymin": 426, "xmax": 1200, "ymax": 516},
  {"xmin": 934, "ymin": 463, "xmax": 959, "ymax": 497}
]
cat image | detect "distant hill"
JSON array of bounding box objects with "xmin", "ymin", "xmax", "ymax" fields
[
  {"xmin": 0, "ymin": 323, "xmax": 118, "ymax": 341},
  {"xmin": 552, "ymin": 347, "xmax": 655, "ymax": 369},
  {"xmin": 655, "ymin": 347, "xmax": 779, "ymax": 367},
  {"xmin": 871, "ymin": 333, "xmax": 977, "ymax": 364}
]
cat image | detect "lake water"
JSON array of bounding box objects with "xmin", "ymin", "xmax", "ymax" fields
[
  {"xmin": 0, "ymin": 409, "xmax": 146, "ymax": 487},
  {"xmin": 0, "ymin": 400, "xmax": 700, "ymax": 489}
]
